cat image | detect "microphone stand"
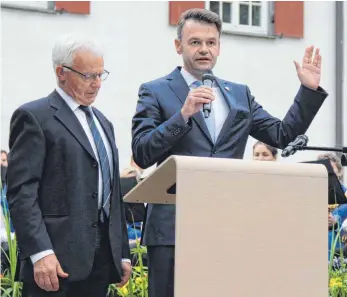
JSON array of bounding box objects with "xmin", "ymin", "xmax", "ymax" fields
[{"xmin": 292, "ymin": 145, "xmax": 347, "ymax": 166}]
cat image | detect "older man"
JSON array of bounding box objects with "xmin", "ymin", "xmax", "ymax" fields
[{"xmin": 6, "ymin": 35, "xmax": 131, "ymax": 297}]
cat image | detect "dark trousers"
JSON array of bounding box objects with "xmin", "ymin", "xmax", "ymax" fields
[
  {"xmin": 22, "ymin": 220, "xmax": 118, "ymax": 297},
  {"xmin": 147, "ymin": 245, "xmax": 175, "ymax": 297}
]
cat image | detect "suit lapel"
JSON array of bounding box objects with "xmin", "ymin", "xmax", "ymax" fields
[
  {"xmin": 167, "ymin": 68, "xmax": 214, "ymax": 144},
  {"xmin": 214, "ymin": 78, "xmax": 238, "ymax": 146},
  {"xmin": 50, "ymin": 91, "xmax": 96, "ymax": 160}
]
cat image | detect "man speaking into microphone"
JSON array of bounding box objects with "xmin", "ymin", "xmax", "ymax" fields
[{"xmin": 132, "ymin": 8, "xmax": 328, "ymax": 297}]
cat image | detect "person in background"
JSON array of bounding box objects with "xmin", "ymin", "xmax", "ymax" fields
[
  {"xmin": 120, "ymin": 156, "xmax": 146, "ymax": 240},
  {"xmin": 318, "ymin": 153, "xmax": 345, "ymax": 183},
  {"xmin": 1, "ymin": 150, "xmax": 8, "ymax": 188},
  {"xmin": 252, "ymin": 141, "xmax": 278, "ymax": 162},
  {"xmin": 318, "ymin": 153, "xmax": 347, "ymax": 259},
  {"xmin": 1, "ymin": 150, "xmax": 8, "ymax": 167}
]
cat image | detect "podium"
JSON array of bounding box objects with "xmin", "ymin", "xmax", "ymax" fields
[{"xmin": 124, "ymin": 156, "xmax": 327, "ymax": 297}]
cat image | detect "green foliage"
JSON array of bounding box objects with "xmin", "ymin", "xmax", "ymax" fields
[{"xmin": 0, "ymin": 187, "xmax": 22, "ymax": 297}]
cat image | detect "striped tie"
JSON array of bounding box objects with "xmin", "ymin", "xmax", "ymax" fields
[
  {"xmin": 190, "ymin": 81, "xmax": 216, "ymax": 143},
  {"xmin": 80, "ymin": 106, "xmax": 111, "ymax": 222}
]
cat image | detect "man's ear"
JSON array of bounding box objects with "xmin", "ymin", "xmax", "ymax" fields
[
  {"xmin": 175, "ymin": 39, "xmax": 182, "ymax": 55},
  {"xmin": 56, "ymin": 66, "xmax": 65, "ymax": 81}
]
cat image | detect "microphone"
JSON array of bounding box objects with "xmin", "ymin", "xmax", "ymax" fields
[
  {"xmin": 202, "ymin": 72, "xmax": 215, "ymax": 118},
  {"xmin": 281, "ymin": 135, "xmax": 309, "ymax": 157}
]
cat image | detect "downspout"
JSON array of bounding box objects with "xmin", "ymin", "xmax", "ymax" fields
[{"xmin": 335, "ymin": 1, "xmax": 344, "ymax": 150}]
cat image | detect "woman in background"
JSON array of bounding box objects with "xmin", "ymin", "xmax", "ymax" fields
[{"xmin": 252, "ymin": 141, "xmax": 278, "ymax": 162}]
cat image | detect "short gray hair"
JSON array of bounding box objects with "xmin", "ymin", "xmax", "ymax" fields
[
  {"xmin": 52, "ymin": 34, "xmax": 104, "ymax": 70},
  {"xmin": 177, "ymin": 8, "xmax": 222, "ymax": 40}
]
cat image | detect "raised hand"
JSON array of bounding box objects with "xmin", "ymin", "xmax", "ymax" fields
[{"xmin": 294, "ymin": 46, "xmax": 322, "ymax": 90}]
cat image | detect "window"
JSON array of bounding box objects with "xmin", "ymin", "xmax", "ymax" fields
[
  {"xmin": 1, "ymin": 1, "xmax": 52, "ymax": 10},
  {"xmin": 206, "ymin": 1, "xmax": 271, "ymax": 36},
  {"xmin": 1, "ymin": 1, "xmax": 90, "ymax": 14}
]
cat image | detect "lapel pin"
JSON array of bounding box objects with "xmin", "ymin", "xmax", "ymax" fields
[{"xmin": 225, "ymin": 86, "xmax": 230, "ymax": 91}]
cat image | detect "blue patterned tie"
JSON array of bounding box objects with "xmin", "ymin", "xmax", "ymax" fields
[
  {"xmin": 190, "ymin": 81, "xmax": 216, "ymax": 143},
  {"xmin": 80, "ymin": 106, "xmax": 111, "ymax": 222}
]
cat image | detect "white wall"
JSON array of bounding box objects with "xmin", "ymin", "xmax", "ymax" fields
[{"xmin": 0, "ymin": 1, "xmax": 339, "ymax": 171}]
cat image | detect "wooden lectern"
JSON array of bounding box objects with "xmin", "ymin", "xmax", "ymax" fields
[{"xmin": 124, "ymin": 156, "xmax": 327, "ymax": 297}]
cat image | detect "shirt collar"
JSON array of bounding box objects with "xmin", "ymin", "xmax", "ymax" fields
[
  {"xmin": 55, "ymin": 86, "xmax": 81, "ymax": 112},
  {"xmin": 180, "ymin": 67, "xmax": 217, "ymax": 88},
  {"xmin": 180, "ymin": 68, "xmax": 200, "ymax": 87}
]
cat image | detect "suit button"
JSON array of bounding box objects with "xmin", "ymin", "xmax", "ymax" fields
[
  {"xmin": 91, "ymin": 222, "xmax": 97, "ymax": 227},
  {"xmin": 92, "ymin": 192, "xmax": 98, "ymax": 198},
  {"xmin": 93, "ymin": 162, "xmax": 98, "ymax": 168}
]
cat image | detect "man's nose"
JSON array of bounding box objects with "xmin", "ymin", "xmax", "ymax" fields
[
  {"xmin": 199, "ymin": 43, "xmax": 208, "ymax": 53},
  {"xmin": 92, "ymin": 76, "xmax": 102, "ymax": 88}
]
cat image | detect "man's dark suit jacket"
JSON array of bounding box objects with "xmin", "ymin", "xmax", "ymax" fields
[
  {"xmin": 132, "ymin": 67, "xmax": 328, "ymax": 246},
  {"xmin": 6, "ymin": 90, "xmax": 130, "ymax": 283}
]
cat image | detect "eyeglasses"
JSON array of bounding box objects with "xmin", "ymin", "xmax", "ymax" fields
[{"xmin": 62, "ymin": 66, "xmax": 109, "ymax": 82}]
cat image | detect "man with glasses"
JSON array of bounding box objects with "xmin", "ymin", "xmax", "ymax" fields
[{"xmin": 6, "ymin": 34, "xmax": 131, "ymax": 297}]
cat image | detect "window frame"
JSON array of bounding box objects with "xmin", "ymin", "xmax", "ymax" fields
[
  {"xmin": 206, "ymin": 1, "xmax": 273, "ymax": 37},
  {"xmin": 1, "ymin": 1, "xmax": 54, "ymax": 12}
]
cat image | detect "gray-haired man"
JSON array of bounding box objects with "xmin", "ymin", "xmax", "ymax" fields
[{"xmin": 7, "ymin": 34, "xmax": 131, "ymax": 297}]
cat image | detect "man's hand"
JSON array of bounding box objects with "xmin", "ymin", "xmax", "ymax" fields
[
  {"xmin": 33, "ymin": 254, "xmax": 69, "ymax": 292},
  {"xmin": 181, "ymin": 86, "xmax": 215, "ymax": 121},
  {"xmin": 294, "ymin": 46, "xmax": 322, "ymax": 90},
  {"xmin": 116, "ymin": 262, "xmax": 132, "ymax": 287}
]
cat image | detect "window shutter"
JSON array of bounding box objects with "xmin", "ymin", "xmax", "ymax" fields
[
  {"xmin": 274, "ymin": 1, "xmax": 304, "ymax": 38},
  {"xmin": 55, "ymin": 1, "xmax": 90, "ymax": 14},
  {"xmin": 169, "ymin": 1, "xmax": 205, "ymax": 25}
]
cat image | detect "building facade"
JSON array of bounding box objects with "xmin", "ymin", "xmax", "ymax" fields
[{"xmin": 1, "ymin": 1, "xmax": 346, "ymax": 171}]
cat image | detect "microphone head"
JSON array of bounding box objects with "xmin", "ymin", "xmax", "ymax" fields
[
  {"xmin": 202, "ymin": 72, "xmax": 215, "ymax": 83},
  {"xmin": 298, "ymin": 134, "xmax": 308, "ymax": 141},
  {"xmin": 281, "ymin": 150, "xmax": 291, "ymax": 158},
  {"xmin": 297, "ymin": 134, "xmax": 309, "ymax": 145},
  {"xmin": 281, "ymin": 134, "xmax": 309, "ymax": 158}
]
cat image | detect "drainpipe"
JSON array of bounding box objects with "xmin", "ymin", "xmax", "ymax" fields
[{"xmin": 335, "ymin": 1, "xmax": 344, "ymax": 150}]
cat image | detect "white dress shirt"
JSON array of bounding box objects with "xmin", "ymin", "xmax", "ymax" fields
[
  {"xmin": 31, "ymin": 87, "xmax": 130, "ymax": 264},
  {"xmin": 180, "ymin": 68, "xmax": 230, "ymax": 140},
  {"xmin": 56, "ymin": 86, "xmax": 114, "ymax": 206}
]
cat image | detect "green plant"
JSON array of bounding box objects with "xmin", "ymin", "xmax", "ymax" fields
[
  {"xmin": 0, "ymin": 186, "xmax": 22, "ymax": 297},
  {"xmin": 108, "ymin": 240, "xmax": 148, "ymax": 297},
  {"xmin": 328, "ymin": 216, "xmax": 347, "ymax": 297},
  {"xmin": 107, "ymin": 213, "xmax": 148, "ymax": 297}
]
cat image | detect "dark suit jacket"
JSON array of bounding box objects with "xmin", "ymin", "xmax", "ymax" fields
[
  {"xmin": 132, "ymin": 67, "xmax": 328, "ymax": 246},
  {"xmin": 6, "ymin": 90, "xmax": 130, "ymax": 283}
]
